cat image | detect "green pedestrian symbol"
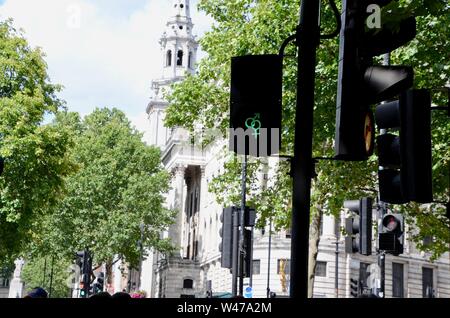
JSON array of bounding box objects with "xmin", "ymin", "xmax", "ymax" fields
[{"xmin": 245, "ymin": 113, "xmax": 262, "ymax": 137}]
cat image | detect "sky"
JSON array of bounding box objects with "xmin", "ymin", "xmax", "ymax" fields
[{"xmin": 0, "ymin": 0, "xmax": 214, "ymax": 143}]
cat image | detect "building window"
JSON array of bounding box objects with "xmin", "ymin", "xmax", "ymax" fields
[
  {"xmin": 166, "ymin": 50, "xmax": 172, "ymax": 66},
  {"xmin": 422, "ymin": 268, "xmax": 434, "ymax": 298},
  {"xmin": 315, "ymin": 261, "xmax": 327, "ymax": 277},
  {"xmin": 183, "ymin": 279, "xmax": 194, "ymax": 289},
  {"xmin": 277, "ymin": 259, "xmax": 290, "ymax": 275},
  {"xmin": 177, "ymin": 50, "xmax": 183, "ymax": 66},
  {"xmin": 285, "ymin": 228, "xmax": 291, "ymax": 238},
  {"xmin": 392, "ymin": 263, "xmax": 404, "ymax": 298},
  {"xmin": 253, "ymin": 260, "xmax": 261, "ymax": 275},
  {"xmin": 423, "ymin": 236, "xmax": 433, "ymax": 247},
  {"xmin": 0, "ymin": 277, "xmax": 9, "ymax": 288},
  {"xmin": 188, "ymin": 51, "xmax": 193, "ymax": 68}
]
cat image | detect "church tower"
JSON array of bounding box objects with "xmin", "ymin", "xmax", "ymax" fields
[{"xmin": 146, "ymin": 0, "xmax": 198, "ymax": 149}]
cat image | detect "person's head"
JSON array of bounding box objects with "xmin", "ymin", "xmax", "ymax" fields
[
  {"xmin": 89, "ymin": 292, "xmax": 112, "ymax": 299},
  {"xmin": 112, "ymin": 292, "xmax": 131, "ymax": 299},
  {"xmin": 25, "ymin": 287, "xmax": 48, "ymax": 298}
]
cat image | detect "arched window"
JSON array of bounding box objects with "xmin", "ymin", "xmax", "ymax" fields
[
  {"xmin": 188, "ymin": 51, "xmax": 193, "ymax": 69},
  {"xmin": 177, "ymin": 50, "xmax": 183, "ymax": 66},
  {"xmin": 183, "ymin": 278, "xmax": 193, "ymax": 289},
  {"xmin": 166, "ymin": 50, "xmax": 172, "ymax": 67}
]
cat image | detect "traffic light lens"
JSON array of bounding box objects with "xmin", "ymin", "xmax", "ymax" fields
[
  {"xmin": 364, "ymin": 112, "xmax": 374, "ymax": 155},
  {"xmin": 383, "ymin": 216, "xmax": 398, "ymax": 231}
]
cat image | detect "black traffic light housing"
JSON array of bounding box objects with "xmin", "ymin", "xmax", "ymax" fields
[
  {"xmin": 229, "ymin": 55, "xmax": 282, "ymax": 157},
  {"xmin": 375, "ymin": 89, "xmax": 433, "ymax": 204},
  {"xmin": 0, "ymin": 157, "xmax": 4, "ymax": 175},
  {"xmin": 91, "ymin": 272, "xmax": 105, "ymax": 294},
  {"xmin": 344, "ymin": 198, "xmax": 372, "ymax": 255},
  {"xmin": 379, "ymin": 214, "xmax": 404, "ymax": 255},
  {"xmin": 219, "ymin": 207, "xmax": 234, "ymax": 269},
  {"xmin": 335, "ymin": 0, "xmax": 416, "ymax": 161},
  {"xmin": 75, "ymin": 250, "xmax": 92, "ymax": 298}
]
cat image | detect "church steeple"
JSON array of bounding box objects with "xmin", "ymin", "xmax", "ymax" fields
[
  {"xmin": 146, "ymin": 0, "xmax": 198, "ymax": 149},
  {"xmin": 160, "ymin": 0, "xmax": 198, "ymax": 79}
]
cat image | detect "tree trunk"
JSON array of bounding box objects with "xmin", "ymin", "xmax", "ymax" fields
[
  {"xmin": 105, "ymin": 261, "xmax": 113, "ymax": 292},
  {"xmin": 307, "ymin": 205, "xmax": 323, "ymax": 298}
]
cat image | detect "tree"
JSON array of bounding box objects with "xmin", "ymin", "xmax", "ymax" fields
[
  {"xmin": 0, "ymin": 19, "xmax": 76, "ymax": 263},
  {"xmin": 164, "ymin": 0, "xmax": 450, "ymax": 295},
  {"xmin": 31, "ymin": 108, "xmax": 175, "ymax": 272},
  {"xmin": 21, "ymin": 256, "xmax": 73, "ymax": 298}
]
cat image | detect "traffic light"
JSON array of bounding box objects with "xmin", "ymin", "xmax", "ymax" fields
[
  {"xmin": 219, "ymin": 207, "xmax": 235, "ymax": 269},
  {"xmin": 242, "ymin": 229, "xmax": 252, "ymax": 278},
  {"xmin": 91, "ymin": 272, "xmax": 105, "ymax": 294},
  {"xmin": 350, "ymin": 278, "xmax": 359, "ymax": 298},
  {"xmin": 244, "ymin": 207, "xmax": 256, "ymax": 227},
  {"xmin": 335, "ymin": 0, "xmax": 416, "ymax": 161},
  {"xmin": 344, "ymin": 198, "xmax": 372, "ymax": 255},
  {"xmin": 0, "ymin": 157, "xmax": 4, "ymax": 175},
  {"xmin": 379, "ymin": 214, "xmax": 404, "ymax": 255},
  {"xmin": 375, "ymin": 89, "xmax": 432, "ymax": 204},
  {"xmin": 75, "ymin": 250, "xmax": 92, "ymax": 297},
  {"xmin": 229, "ymin": 54, "xmax": 282, "ymax": 157}
]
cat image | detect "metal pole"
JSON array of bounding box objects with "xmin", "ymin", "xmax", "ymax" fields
[
  {"xmin": 335, "ymin": 241, "xmax": 339, "ymax": 298},
  {"xmin": 42, "ymin": 257, "xmax": 47, "ymax": 287},
  {"xmin": 377, "ymin": 53, "xmax": 390, "ymax": 299},
  {"xmin": 249, "ymin": 226, "xmax": 254, "ymax": 288},
  {"xmin": 266, "ymin": 217, "xmax": 273, "ymax": 298},
  {"xmin": 232, "ymin": 207, "xmax": 240, "ymax": 296},
  {"xmin": 379, "ymin": 250, "xmax": 386, "ymax": 298},
  {"xmin": 239, "ymin": 155, "xmax": 247, "ymax": 296},
  {"xmin": 290, "ymin": 0, "xmax": 321, "ymax": 299},
  {"xmin": 48, "ymin": 256, "xmax": 55, "ymax": 298},
  {"xmin": 139, "ymin": 223, "xmax": 144, "ymax": 291}
]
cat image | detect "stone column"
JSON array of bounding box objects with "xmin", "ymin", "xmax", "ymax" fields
[
  {"xmin": 322, "ymin": 213, "xmax": 337, "ymax": 241},
  {"xmin": 169, "ymin": 164, "xmax": 187, "ymax": 257},
  {"xmin": 198, "ymin": 166, "xmax": 207, "ymax": 258}
]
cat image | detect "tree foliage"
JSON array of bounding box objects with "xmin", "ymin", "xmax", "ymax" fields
[
  {"xmin": 165, "ymin": 0, "xmax": 449, "ymax": 259},
  {"xmin": 21, "ymin": 256, "xmax": 73, "ymax": 298},
  {"xmin": 0, "ymin": 19, "xmax": 76, "ymax": 262},
  {"xmin": 30, "ymin": 108, "xmax": 176, "ymax": 267}
]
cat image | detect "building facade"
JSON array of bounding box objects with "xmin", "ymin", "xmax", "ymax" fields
[{"xmin": 137, "ymin": 0, "xmax": 450, "ymax": 299}]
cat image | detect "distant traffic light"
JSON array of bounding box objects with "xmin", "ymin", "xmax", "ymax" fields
[
  {"xmin": 350, "ymin": 278, "xmax": 359, "ymax": 298},
  {"xmin": 335, "ymin": 0, "xmax": 416, "ymax": 160},
  {"xmin": 244, "ymin": 207, "xmax": 256, "ymax": 227},
  {"xmin": 375, "ymin": 89, "xmax": 433, "ymax": 204},
  {"xmin": 229, "ymin": 55, "xmax": 282, "ymax": 157},
  {"xmin": 75, "ymin": 250, "xmax": 92, "ymax": 298},
  {"xmin": 219, "ymin": 207, "xmax": 235, "ymax": 269},
  {"xmin": 0, "ymin": 157, "xmax": 4, "ymax": 175},
  {"xmin": 91, "ymin": 272, "xmax": 105, "ymax": 294},
  {"xmin": 379, "ymin": 214, "xmax": 404, "ymax": 255},
  {"xmin": 344, "ymin": 198, "xmax": 373, "ymax": 255}
]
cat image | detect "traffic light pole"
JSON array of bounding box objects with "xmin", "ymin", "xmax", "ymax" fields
[
  {"xmin": 290, "ymin": 0, "xmax": 320, "ymax": 299},
  {"xmin": 232, "ymin": 206, "xmax": 240, "ymax": 296},
  {"xmin": 238, "ymin": 155, "xmax": 248, "ymax": 296},
  {"xmin": 376, "ymin": 53, "xmax": 390, "ymax": 299},
  {"xmin": 377, "ymin": 201, "xmax": 387, "ymax": 298}
]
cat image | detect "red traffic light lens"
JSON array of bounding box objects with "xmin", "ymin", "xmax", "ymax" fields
[{"xmin": 383, "ymin": 215, "xmax": 398, "ymax": 231}]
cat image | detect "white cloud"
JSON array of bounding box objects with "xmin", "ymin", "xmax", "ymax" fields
[{"xmin": 0, "ymin": 0, "xmax": 213, "ymax": 139}]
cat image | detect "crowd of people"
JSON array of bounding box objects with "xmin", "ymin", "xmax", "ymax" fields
[{"xmin": 24, "ymin": 287, "xmax": 146, "ymax": 299}]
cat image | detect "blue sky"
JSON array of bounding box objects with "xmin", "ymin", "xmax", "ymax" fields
[{"xmin": 0, "ymin": 0, "xmax": 213, "ymax": 143}]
